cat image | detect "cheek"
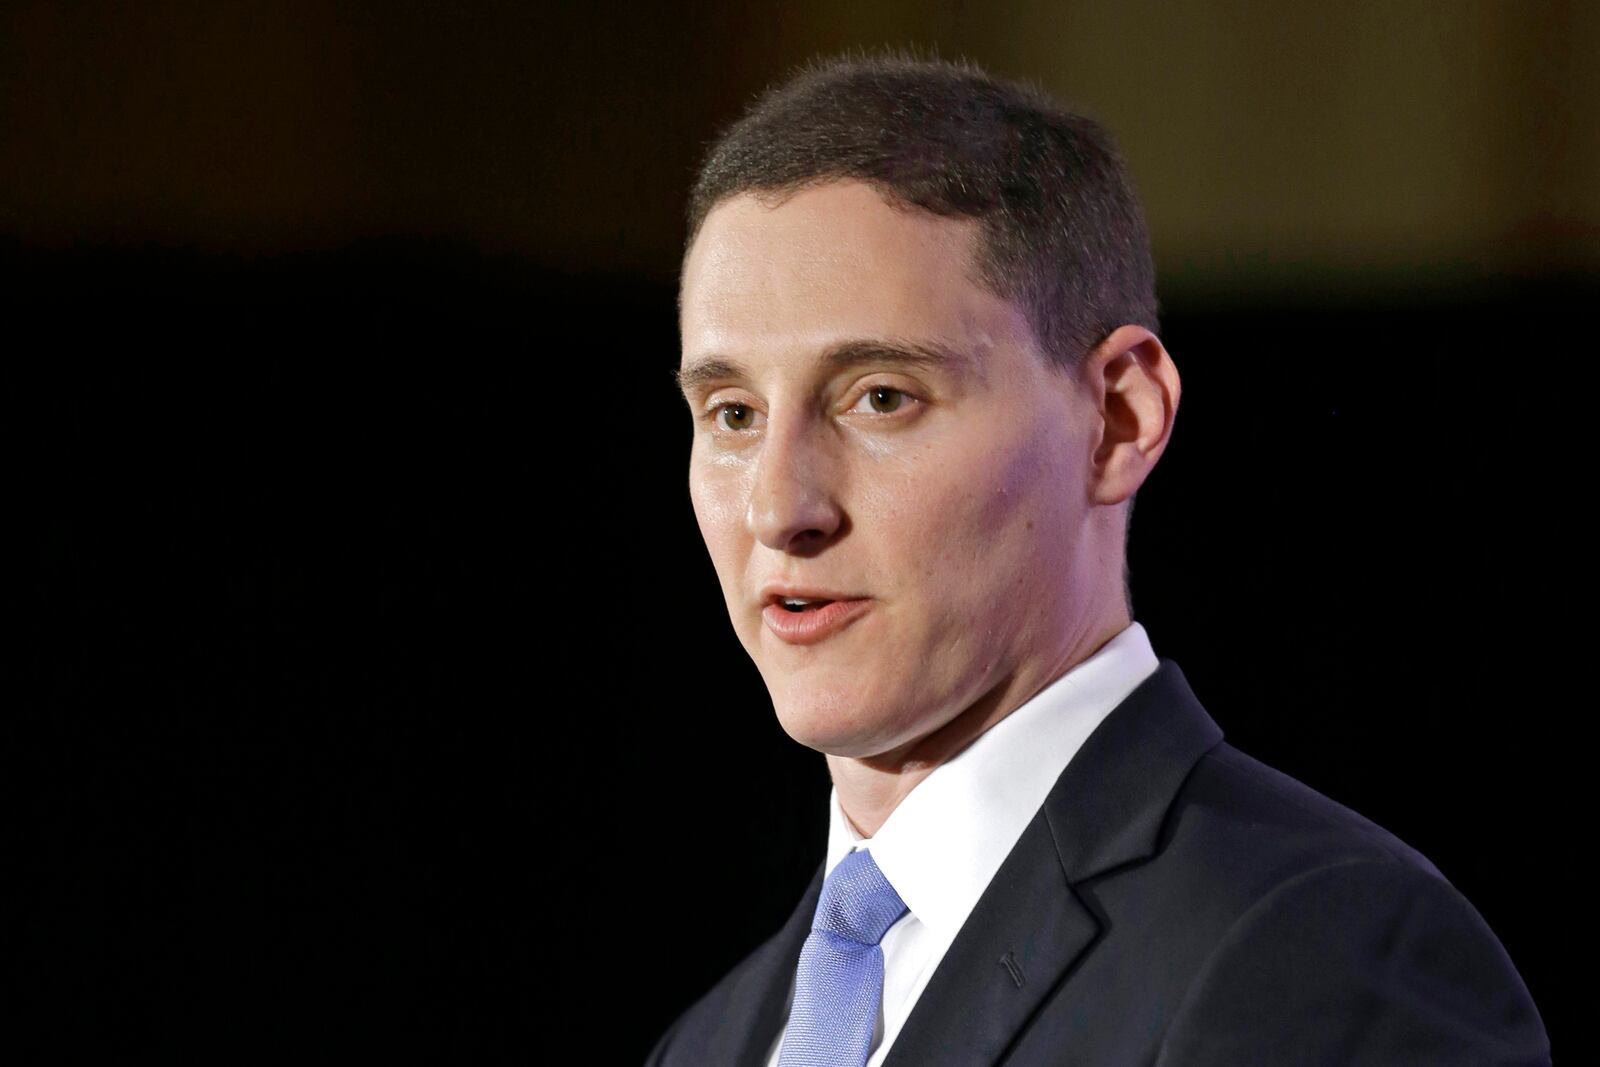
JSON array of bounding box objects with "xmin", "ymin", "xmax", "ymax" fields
[
  {"xmin": 889, "ymin": 431, "xmax": 1069, "ymax": 598},
  {"xmin": 689, "ymin": 462, "xmax": 753, "ymax": 579}
]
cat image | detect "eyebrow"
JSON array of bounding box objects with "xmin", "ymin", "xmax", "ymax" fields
[{"xmin": 674, "ymin": 337, "xmax": 973, "ymax": 402}]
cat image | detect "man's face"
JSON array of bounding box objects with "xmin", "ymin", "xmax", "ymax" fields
[{"xmin": 678, "ymin": 180, "xmax": 1106, "ymax": 762}]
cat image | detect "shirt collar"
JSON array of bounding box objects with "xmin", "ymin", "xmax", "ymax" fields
[{"xmin": 824, "ymin": 621, "xmax": 1161, "ymax": 940}]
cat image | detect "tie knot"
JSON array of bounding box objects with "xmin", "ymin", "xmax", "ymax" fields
[{"xmin": 812, "ymin": 848, "xmax": 907, "ymax": 946}]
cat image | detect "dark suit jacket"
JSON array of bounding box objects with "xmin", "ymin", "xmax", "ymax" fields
[{"xmin": 646, "ymin": 659, "xmax": 1550, "ymax": 1066}]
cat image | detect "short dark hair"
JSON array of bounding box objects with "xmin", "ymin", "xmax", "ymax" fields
[
  {"xmin": 681, "ymin": 50, "xmax": 1155, "ymax": 615},
  {"xmin": 682, "ymin": 49, "xmax": 1160, "ymax": 373}
]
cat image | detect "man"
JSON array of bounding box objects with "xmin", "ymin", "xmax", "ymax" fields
[{"xmin": 650, "ymin": 52, "xmax": 1549, "ymax": 1066}]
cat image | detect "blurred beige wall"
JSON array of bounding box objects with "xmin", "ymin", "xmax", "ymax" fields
[{"xmin": 3, "ymin": 0, "xmax": 1593, "ymax": 298}]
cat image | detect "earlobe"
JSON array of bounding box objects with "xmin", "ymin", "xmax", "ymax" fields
[{"xmin": 1088, "ymin": 325, "xmax": 1180, "ymax": 506}]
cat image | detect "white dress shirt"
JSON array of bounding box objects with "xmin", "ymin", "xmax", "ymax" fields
[{"xmin": 765, "ymin": 621, "xmax": 1161, "ymax": 1067}]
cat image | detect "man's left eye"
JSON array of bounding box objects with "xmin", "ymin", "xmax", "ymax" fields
[{"xmin": 852, "ymin": 387, "xmax": 914, "ymax": 415}]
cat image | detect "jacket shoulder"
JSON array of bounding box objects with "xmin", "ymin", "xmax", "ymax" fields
[
  {"xmin": 1173, "ymin": 739, "xmax": 1445, "ymax": 880},
  {"xmin": 1154, "ymin": 853, "xmax": 1551, "ymax": 1064},
  {"xmin": 1146, "ymin": 743, "xmax": 1550, "ymax": 1064}
]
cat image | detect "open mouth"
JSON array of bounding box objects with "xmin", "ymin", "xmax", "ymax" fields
[
  {"xmin": 761, "ymin": 595, "xmax": 871, "ymax": 644},
  {"xmin": 779, "ymin": 598, "xmax": 835, "ymax": 613}
]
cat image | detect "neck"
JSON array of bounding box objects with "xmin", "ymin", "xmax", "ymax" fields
[{"xmin": 827, "ymin": 610, "xmax": 1131, "ymax": 838}]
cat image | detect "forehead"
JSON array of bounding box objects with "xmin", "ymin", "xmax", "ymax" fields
[{"xmin": 679, "ymin": 181, "xmax": 1034, "ymax": 367}]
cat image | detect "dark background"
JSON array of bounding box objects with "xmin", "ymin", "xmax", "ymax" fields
[{"xmin": 8, "ymin": 1, "xmax": 1588, "ymax": 1061}]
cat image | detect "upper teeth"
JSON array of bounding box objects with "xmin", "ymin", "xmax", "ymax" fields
[{"xmin": 784, "ymin": 597, "xmax": 819, "ymax": 606}]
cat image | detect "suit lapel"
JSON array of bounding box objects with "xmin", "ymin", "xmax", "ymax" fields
[
  {"xmin": 882, "ymin": 658, "xmax": 1224, "ymax": 1067},
  {"xmin": 704, "ymin": 860, "xmax": 823, "ymax": 1067},
  {"xmin": 879, "ymin": 811, "xmax": 1099, "ymax": 1067}
]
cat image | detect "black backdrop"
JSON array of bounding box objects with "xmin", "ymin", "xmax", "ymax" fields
[{"xmin": 11, "ymin": 237, "xmax": 1576, "ymax": 1060}]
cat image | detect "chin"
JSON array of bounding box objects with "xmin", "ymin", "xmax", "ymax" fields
[
  {"xmin": 772, "ymin": 706, "xmax": 854, "ymax": 753},
  {"xmin": 770, "ymin": 694, "xmax": 905, "ymax": 758}
]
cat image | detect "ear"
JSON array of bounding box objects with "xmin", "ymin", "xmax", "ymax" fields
[{"xmin": 1082, "ymin": 325, "xmax": 1181, "ymax": 506}]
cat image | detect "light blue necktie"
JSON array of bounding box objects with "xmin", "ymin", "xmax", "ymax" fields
[{"xmin": 777, "ymin": 848, "xmax": 909, "ymax": 1067}]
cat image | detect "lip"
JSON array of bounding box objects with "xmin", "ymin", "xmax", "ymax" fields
[
  {"xmin": 758, "ymin": 582, "xmax": 862, "ymax": 605},
  {"xmin": 762, "ymin": 597, "xmax": 873, "ymax": 645}
]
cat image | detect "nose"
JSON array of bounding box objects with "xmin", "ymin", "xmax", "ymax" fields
[{"xmin": 746, "ymin": 418, "xmax": 844, "ymax": 554}]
